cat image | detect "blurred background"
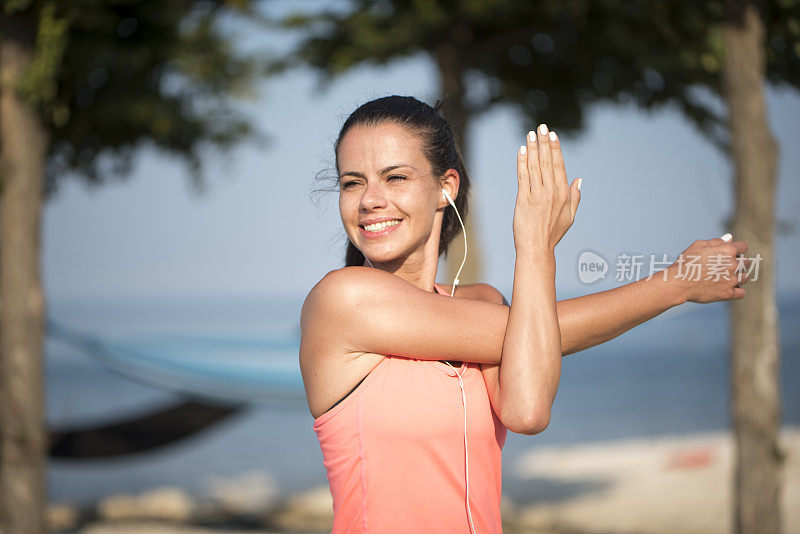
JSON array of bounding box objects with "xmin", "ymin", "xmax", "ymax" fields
[{"xmin": 1, "ymin": 0, "xmax": 798, "ymax": 533}]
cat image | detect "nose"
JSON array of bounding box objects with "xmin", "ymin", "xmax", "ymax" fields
[{"xmin": 359, "ymin": 179, "xmax": 388, "ymax": 211}]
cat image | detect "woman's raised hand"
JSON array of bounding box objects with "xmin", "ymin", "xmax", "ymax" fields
[{"xmin": 514, "ymin": 124, "xmax": 581, "ymax": 254}]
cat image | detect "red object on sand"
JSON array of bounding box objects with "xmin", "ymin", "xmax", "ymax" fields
[{"xmin": 666, "ymin": 446, "xmax": 715, "ymax": 469}]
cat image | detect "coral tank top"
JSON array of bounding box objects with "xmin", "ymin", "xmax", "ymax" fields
[{"xmin": 313, "ymin": 286, "xmax": 508, "ymax": 533}]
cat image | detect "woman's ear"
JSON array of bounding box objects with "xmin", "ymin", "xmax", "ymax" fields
[{"xmin": 438, "ymin": 168, "xmax": 460, "ymax": 209}]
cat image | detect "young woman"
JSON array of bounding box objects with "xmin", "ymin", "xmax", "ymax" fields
[{"xmin": 299, "ymin": 95, "xmax": 750, "ymax": 533}]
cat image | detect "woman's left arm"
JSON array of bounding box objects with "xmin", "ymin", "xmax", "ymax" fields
[
  {"xmin": 475, "ymin": 235, "xmax": 751, "ymax": 431},
  {"xmin": 475, "ymin": 236, "xmax": 749, "ymax": 357}
]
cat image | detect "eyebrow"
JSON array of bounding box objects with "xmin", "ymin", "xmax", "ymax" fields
[{"xmin": 338, "ymin": 164, "xmax": 417, "ymax": 180}]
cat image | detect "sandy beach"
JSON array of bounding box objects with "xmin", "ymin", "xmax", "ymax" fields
[{"xmin": 49, "ymin": 426, "xmax": 799, "ymax": 533}]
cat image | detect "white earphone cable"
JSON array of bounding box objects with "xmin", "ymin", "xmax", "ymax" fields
[
  {"xmin": 443, "ymin": 190, "xmax": 468, "ymax": 298},
  {"xmin": 441, "ymin": 188, "xmax": 476, "ymax": 533},
  {"xmin": 443, "ymin": 361, "xmax": 477, "ymax": 534}
]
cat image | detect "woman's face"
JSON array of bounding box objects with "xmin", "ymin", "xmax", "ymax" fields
[{"xmin": 337, "ymin": 122, "xmax": 444, "ymax": 266}]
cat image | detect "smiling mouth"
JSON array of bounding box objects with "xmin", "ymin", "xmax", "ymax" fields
[
  {"xmin": 359, "ymin": 219, "xmax": 402, "ymax": 238},
  {"xmin": 361, "ymin": 219, "xmax": 401, "ymax": 232}
]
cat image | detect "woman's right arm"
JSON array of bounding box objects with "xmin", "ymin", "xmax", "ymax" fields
[{"xmin": 300, "ymin": 266, "xmax": 510, "ymax": 364}]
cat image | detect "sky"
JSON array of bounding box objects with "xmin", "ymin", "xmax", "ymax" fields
[{"xmin": 42, "ymin": 3, "xmax": 800, "ymax": 304}]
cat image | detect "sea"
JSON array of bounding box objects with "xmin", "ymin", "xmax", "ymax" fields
[{"xmin": 46, "ymin": 291, "xmax": 800, "ymax": 507}]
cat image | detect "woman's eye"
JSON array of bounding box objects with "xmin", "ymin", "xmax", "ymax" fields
[{"xmin": 340, "ymin": 176, "xmax": 405, "ymax": 189}]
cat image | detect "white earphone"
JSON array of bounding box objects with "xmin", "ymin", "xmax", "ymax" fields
[{"xmin": 441, "ymin": 189, "xmax": 468, "ymax": 298}]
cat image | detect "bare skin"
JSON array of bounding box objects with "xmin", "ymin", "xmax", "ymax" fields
[{"xmin": 299, "ymin": 122, "xmax": 751, "ymax": 433}]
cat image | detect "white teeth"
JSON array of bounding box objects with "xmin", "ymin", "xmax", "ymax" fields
[{"xmin": 363, "ymin": 220, "xmax": 400, "ymax": 232}]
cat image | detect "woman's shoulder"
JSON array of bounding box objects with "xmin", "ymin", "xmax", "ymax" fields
[
  {"xmin": 305, "ymin": 270, "xmax": 508, "ymax": 306},
  {"xmin": 301, "ymin": 267, "xmax": 399, "ymax": 326},
  {"xmin": 299, "ymin": 268, "xmax": 376, "ymax": 372},
  {"xmin": 301, "ymin": 271, "xmax": 507, "ymax": 330},
  {"xmin": 305, "ymin": 266, "xmax": 387, "ymax": 304}
]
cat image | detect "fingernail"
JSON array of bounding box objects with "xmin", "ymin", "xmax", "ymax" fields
[
  {"xmin": 577, "ymin": 178, "xmax": 582, "ymax": 191},
  {"xmin": 539, "ymin": 123, "xmax": 548, "ymax": 135},
  {"xmin": 519, "ymin": 145, "xmax": 527, "ymax": 155},
  {"xmin": 528, "ymin": 131, "xmax": 535, "ymax": 142},
  {"xmin": 549, "ymin": 131, "xmax": 557, "ymax": 142},
  {"xmin": 721, "ymin": 232, "xmax": 733, "ymax": 242}
]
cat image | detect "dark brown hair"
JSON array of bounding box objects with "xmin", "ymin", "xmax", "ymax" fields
[{"xmin": 335, "ymin": 95, "xmax": 471, "ymax": 267}]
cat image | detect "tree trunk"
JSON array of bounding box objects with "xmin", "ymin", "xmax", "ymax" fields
[
  {"xmin": 0, "ymin": 13, "xmax": 49, "ymax": 534},
  {"xmin": 434, "ymin": 42, "xmax": 483, "ymax": 286},
  {"xmin": 722, "ymin": 1, "xmax": 784, "ymax": 533}
]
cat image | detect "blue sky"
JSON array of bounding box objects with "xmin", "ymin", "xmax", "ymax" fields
[{"xmin": 42, "ymin": 6, "xmax": 800, "ymax": 303}]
